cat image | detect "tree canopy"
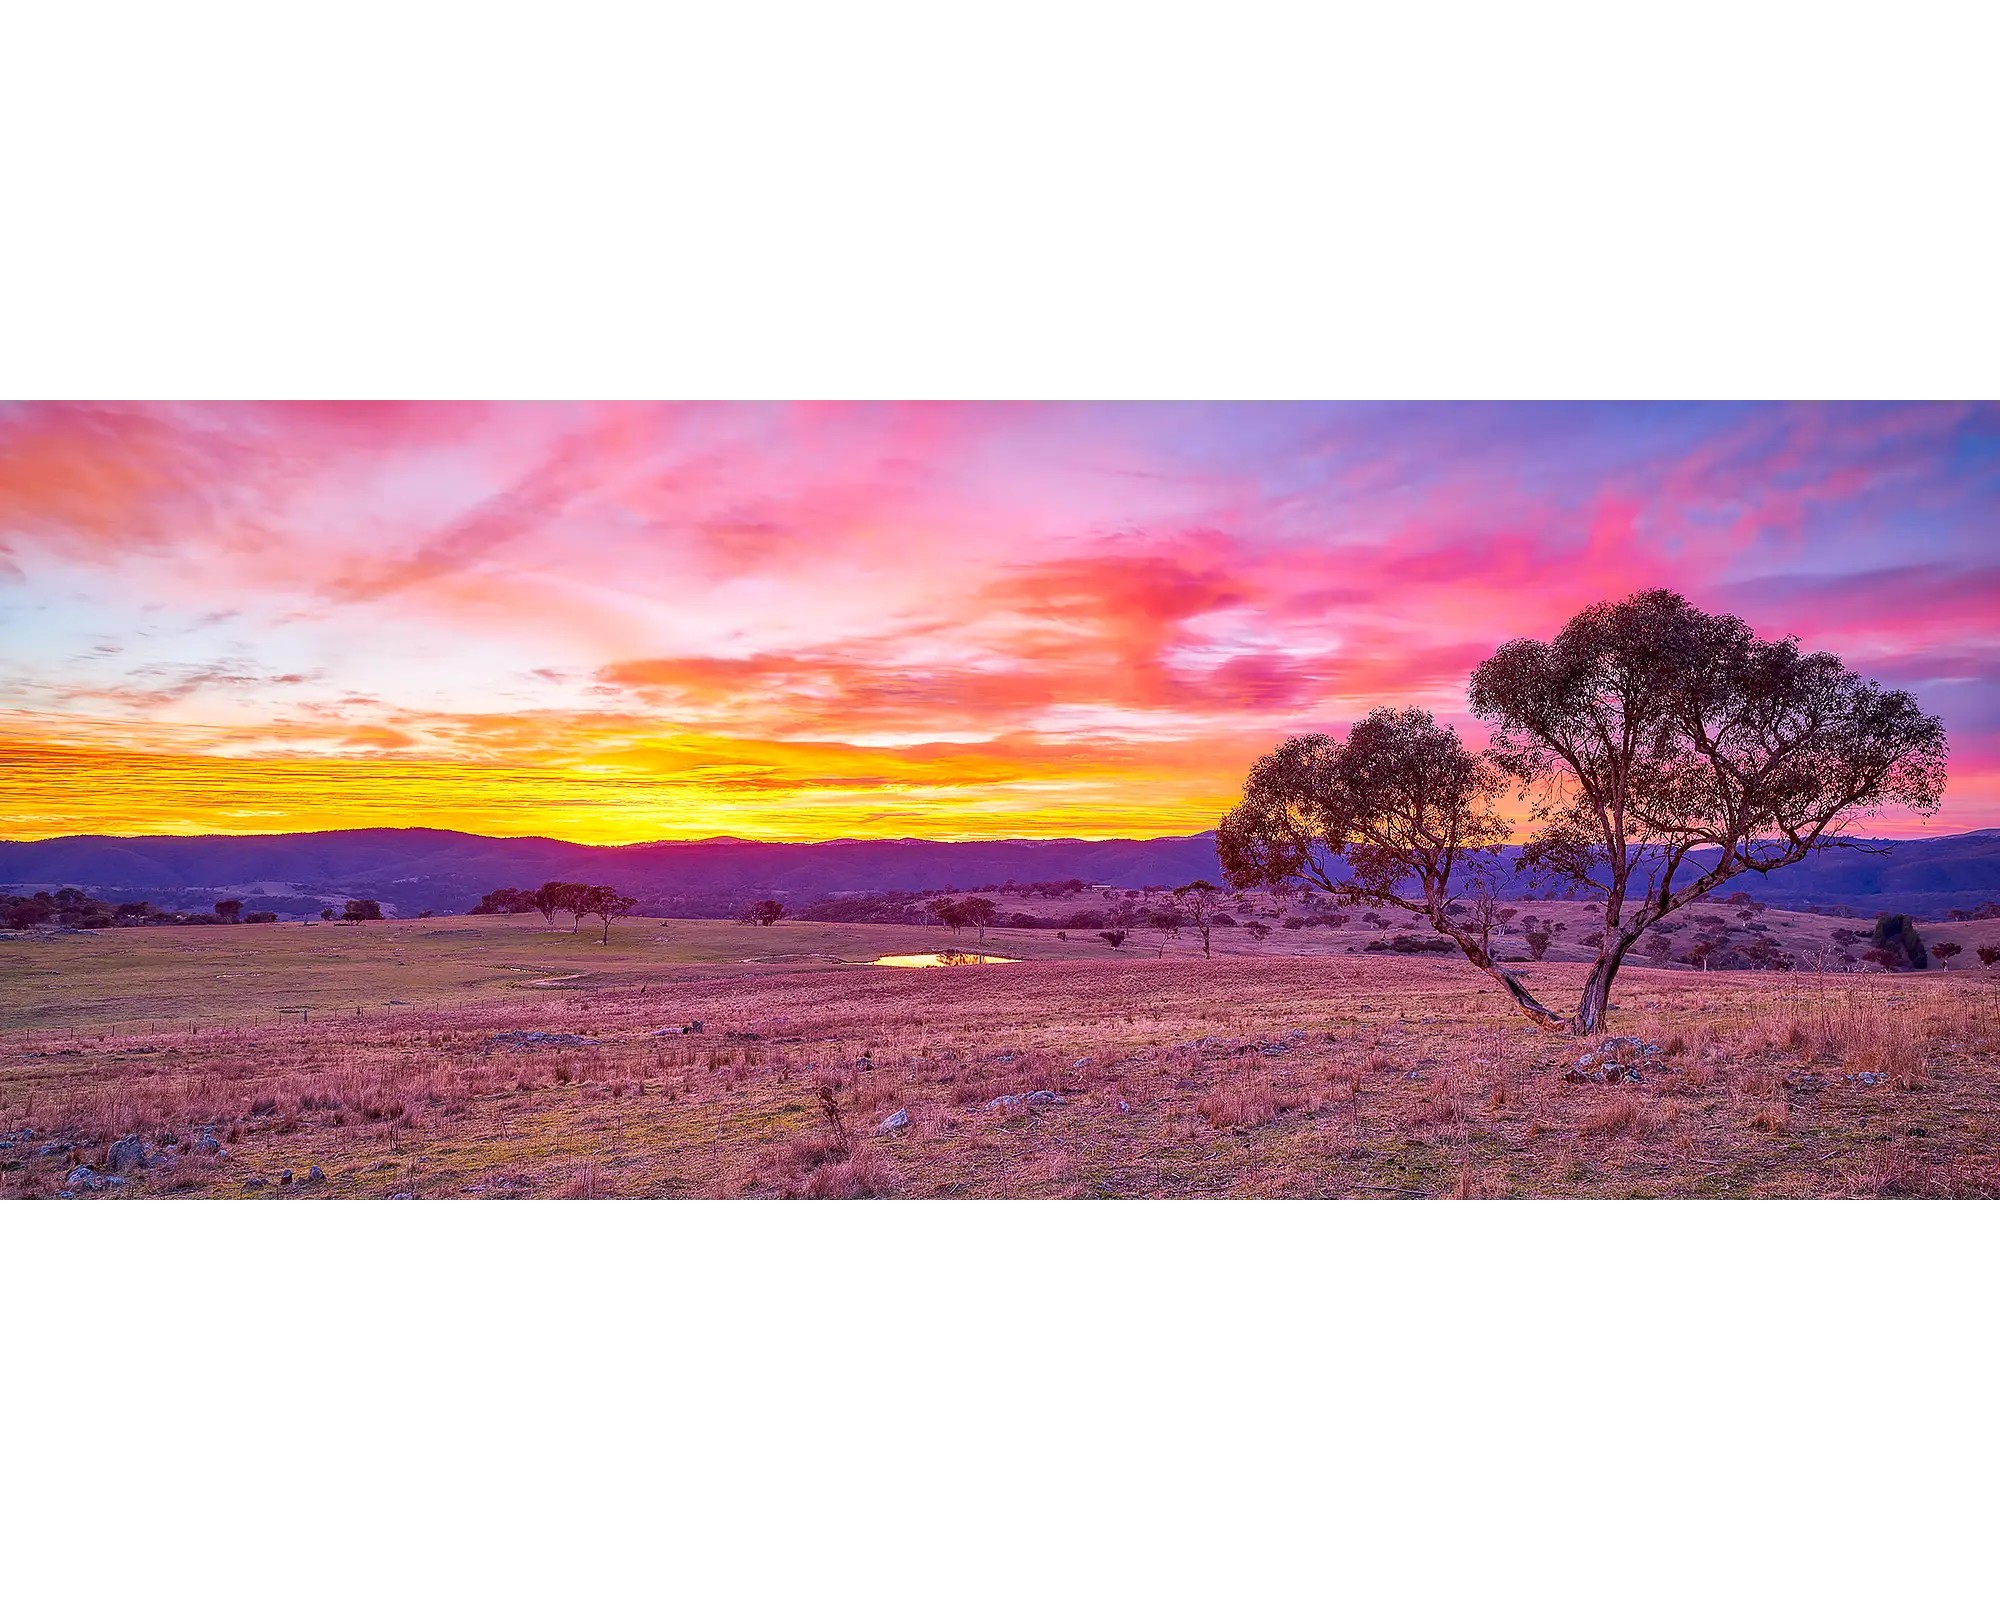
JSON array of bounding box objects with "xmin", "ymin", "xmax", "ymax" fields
[{"xmin": 577, "ymin": 885, "xmax": 639, "ymax": 944}]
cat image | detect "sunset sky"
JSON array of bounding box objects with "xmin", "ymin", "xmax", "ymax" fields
[{"xmin": 1, "ymin": 401, "xmax": 1994, "ymax": 843}]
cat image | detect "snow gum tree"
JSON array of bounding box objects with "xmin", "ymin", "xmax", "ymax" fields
[{"xmin": 1220, "ymin": 591, "xmax": 1949, "ymax": 1035}]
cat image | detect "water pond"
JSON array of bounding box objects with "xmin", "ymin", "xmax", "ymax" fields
[{"xmin": 871, "ymin": 950, "xmax": 1021, "ymax": 967}]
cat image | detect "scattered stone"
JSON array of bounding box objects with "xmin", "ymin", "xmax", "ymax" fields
[
  {"xmin": 1117, "ymin": 1098, "xmax": 1130, "ymax": 1113},
  {"xmin": 982, "ymin": 1090, "xmax": 1066, "ymax": 1112},
  {"xmin": 107, "ymin": 1134, "xmax": 146, "ymax": 1172},
  {"xmin": 1260, "ymin": 1044, "xmax": 1290, "ymax": 1057},
  {"xmin": 877, "ymin": 1109, "xmax": 910, "ymax": 1133},
  {"xmin": 104, "ymin": 1175, "xmax": 125, "ymax": 1187},
  {"xmin": 279, "ymin": 1169, "xmax": 294, "ymax": 1186},
  {"xmin": 195, "ymin": 1134, "xmax": 222, "ymax": 1156},
  {"xmin": 1072, "ymin": 1057, "xmax": 1094, "ymax": 1070},
  {"xmin": 65, "ymin": 1164, "xmax": 101, "ymax": 1190},
  {"xmin": 1845, "ymin": 1071, "xmax": 1889, "ymax": 1087},
  {"xmin": 242, "ymin": 1175, "xmax": 267, "ymax": 1190},
  {"xmin": 304, "ymin": 1166, "xmax": 325, "ymax": 1184},
  {"xmin": 490, "ymin": 1030, "xmax": 600, "ymax": 1049},
  {"xmin": 389, "ymin": 1192, "xmax": 416, "ymax": 1199}
]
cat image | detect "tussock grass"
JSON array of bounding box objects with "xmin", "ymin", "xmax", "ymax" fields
[{"xmin": 2, "ymin": 956, "xmax": 1997, "ymax": 1199}]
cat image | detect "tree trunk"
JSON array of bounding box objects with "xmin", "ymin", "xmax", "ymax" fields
[
  {"xmin": 1485, "ymin": 961, "xmax": 1568, "ymax": 1030},
  {"xmin": 1447, "ymin": 936, "xmax": 1567, "ymax": 1030},
  {"xmin": 1572, "ymin": 947, "xmax": 1629, "ymax": 1035}
]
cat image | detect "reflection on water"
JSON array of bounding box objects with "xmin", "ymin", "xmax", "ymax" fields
[{"xmin": 872, "ymin": 950, "xmax": 1021, "ymax": 967}]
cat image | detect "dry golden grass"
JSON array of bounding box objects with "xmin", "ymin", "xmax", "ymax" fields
[{"xmin": 3, "ymin": 949, "xmax": 1998, "ymax": 1199}]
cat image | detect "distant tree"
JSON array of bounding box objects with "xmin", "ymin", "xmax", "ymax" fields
[
  {"xmin": 319, "ymin": 907, "xmax": 335, "ymax": 921},
  {"xmin": 531, "ymin": 881, "xmax": 588, "ymax": 932},
  {"xmin": 471, "ymin": 887, "xmax": 534, "ymax": 916},
  {"xmin": 1978, "ymin": 945, "xmax": 2000, "ymax": 967},
  {"xmin": 1096, "ymin": 929, "xmax": 1128, "ymax": 952},
  {"xmin": 213, "ymin": 899, "xmax": 244, "ymax": 923},
  {"xmin": 3, "ymin": 896, "xmax": 53, "ymax": 929},
  {"xmin": 116, "ymin": 901, "xmax": 151, "ymax": 919},
  {"xmin": 1871, "ymin": 913, "xmax": 1927, "ymax": 970},
  {"xmin": 1145, "ymin": 905, "xmax": 1184, "ymax": 957},
  {"xmin": 577, "ymin": 885, "xmax": 639, "ymax": 945},
  {"xmin": 1860, "ymin": 947, "xmax": 1902, "ymax": 972},
  {"xmin": 1930, "ymin": 941, "xmax": 1962, "ymax": 970},
  {"xmin": 927, "ymin": 897, "xmax": 971, "ymax": 936},
  {"xmin": 341, "ymin": 899, "xmax": 383, "ymax": 922},
  {"xmin": 741, "ymin": 898, "xmax": 786, "ymax": 927},
  {"xmin": 956, "ymin": 896, "xmax": 999, "ymax": 944},
  {"xmin": 1245, "ymin": 921, "xmax": 1271, "ymax": 943},
  {"xmin": 1173, "ymin": 880, "xmax": 1227, "ymax": 958},
  {"xmin": 1524, "ymin": 928, "xmax": 1553, "ymax": 962},
  {"xmin": 243, "ymin": 911, "xmax": 279, "ymax": 923}
]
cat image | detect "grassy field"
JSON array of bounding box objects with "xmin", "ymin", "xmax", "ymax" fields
[
  {"xmin": 10, "ymin": 902, "xmax": 1987, "ymax": 1038},
  {"xmin": 0, "ymin": 914, "xmax": 1117, "ymax": 1035},
  {"xmin": 4, "ymin": 926, "xmax": 1997, "ymax": 1199}
]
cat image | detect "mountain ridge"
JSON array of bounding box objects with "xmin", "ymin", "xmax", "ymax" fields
[{"xmin": 3, "ymin": 826, "xmax": 1997, "ymax": 919}]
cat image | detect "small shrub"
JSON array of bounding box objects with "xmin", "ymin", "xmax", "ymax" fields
[
  {"xmin": 1197, "ymin": 1078, "xmax": 1301, "ymax": 1130},
  {"xmin": 791, "ymin": 1146, "xmax": 899, "ymax": 1199},
  {"xmin": 1581, "ymin": 1096, "xmax": 1640, "ymax": 1138}
]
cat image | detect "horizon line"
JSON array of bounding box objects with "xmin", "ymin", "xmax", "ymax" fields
[{"xmin": 4, "ymin": 823, "xmax": 1997, "ymax": 851}]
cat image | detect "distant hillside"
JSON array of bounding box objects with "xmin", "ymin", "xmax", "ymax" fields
[
  {"xmin": 2, "ymin": 826, "xmax": 1995, "ymax": 919},
  {"xmin": 0, "ymin": 828, "xmax": 1231, "ymax": 917}
]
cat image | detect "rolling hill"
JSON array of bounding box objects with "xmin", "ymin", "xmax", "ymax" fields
[{"xmin": 2, "ymin": 827, "xmax": 1996, "ymax": 919}]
